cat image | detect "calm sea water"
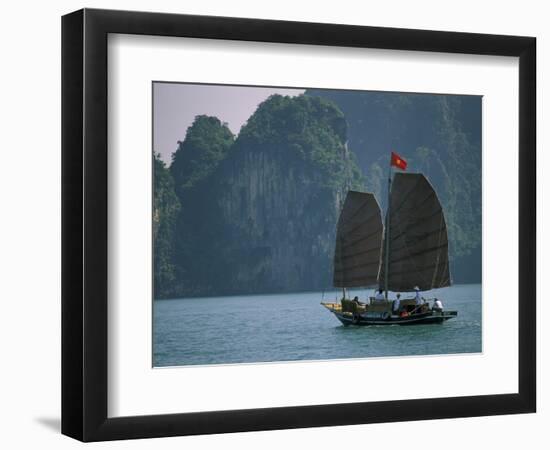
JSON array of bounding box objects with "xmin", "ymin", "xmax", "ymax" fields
[{"xmin": 153, "ymin": 284, "xmax": 481, "ymax": 367}]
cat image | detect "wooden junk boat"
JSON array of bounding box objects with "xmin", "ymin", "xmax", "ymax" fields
[{"xmin": 321, "ymin": 171, "xmax": 458, "ymax": 326}]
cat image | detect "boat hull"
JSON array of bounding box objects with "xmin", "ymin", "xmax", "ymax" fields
[{"xmin": 329, "ymin": 310, "xmax": 457, "ymax": 326}]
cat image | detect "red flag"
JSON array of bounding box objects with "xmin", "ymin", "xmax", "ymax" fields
[{"xmin": 390, "ymin": 151, "xmax": 407, "ymax": 170}]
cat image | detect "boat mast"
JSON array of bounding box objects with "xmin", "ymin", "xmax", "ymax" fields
[
  {"xmin": 342, "ymin": 166, "xmax": 351, "ymax": 303},
  {"xmin": 384, "ymin": 162, "xmax": 392, "ymax": 301}
]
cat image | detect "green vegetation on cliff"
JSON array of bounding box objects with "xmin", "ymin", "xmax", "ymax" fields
[
  {"xmin": 170, "ymin": 115, "xmax": 234, "ymax": 195},
  {"xmin": 153, "ymin": 153, "xmax": 180, "ymax": 298},
  {"xmin": 235, "ymin": 95, "xmax": 363, "ymax": 191},
  {"xmin": 168, "ymin": 116, "xmax": 235, "ymax": 297}
]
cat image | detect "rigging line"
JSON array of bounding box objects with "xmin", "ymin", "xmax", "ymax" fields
[
  {"xmin": 389, "ymin": 238, "xmax": 448, "ymax": 267},
  {"xmin": 389, "ymin": 190, "xmax": 437, "ymax": 229},
  {"xmin": 389, "ymin": 207, "xmax": 443, "ymax": 239},
  {"xmin": 335, "ymin": 274, "xmax": 381, "ymax": 284},
  {"xmin": 339, "ymin": 229, "xmax": 383, "ymax": 250},
  {"xmin": 390, "ymin": 218, "xmax": 446, "ymax": 244},
  {"xmin": 388, "ymin": 264, "xmax": 447, "ymax": 277},
  {"xmin": 335, "ymin": 246, "xmax": 383, "ymax": 262},
  {"xmin": 342, "ymin": 213, "xmax": 382, "ymax": 236},
  {"xmin": 389, "ymin": 235, "xmax": 448, "ymax": 257},
  {"xmin": 335, "ymin": 259, "xmax": 382, "ymax": 272}
]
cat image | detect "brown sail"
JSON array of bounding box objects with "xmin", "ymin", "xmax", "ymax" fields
[
  {"xmin": 333, "ymin": 191, "xmax": 383, "ymax": 287},
  {"xmin": 379, "ymin": 173, "xmax": 450, "ymax": 292}
]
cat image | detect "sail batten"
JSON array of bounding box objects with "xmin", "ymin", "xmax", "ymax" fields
[
  {"xmin": 379, "ymin": 173, "xmax": 450, "ymax": 292},
  {"xmin": 338, "ymin": 247, "xmax": 383, "ymax": 261},
  {"xmin": 345, "ymin": 215, "xmax": 383, "ymax": 234},
  {"xmin": 340, "ymin": 232, "xmax": 384, "ymax": 250},
  {"xmin": 333, "ymin": 191, "xmax": 383, "ymax": 288}
]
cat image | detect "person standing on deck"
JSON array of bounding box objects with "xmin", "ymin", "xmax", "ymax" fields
[
  {"xmin": 375, "ymin": 289, "xmax": 385, "ymax": 302},
  {"xmin": 392, "ymin": 293, "xmax": 401, "ymax": 313},
  {"xmin": 413, "ymin": 286, "xmax": 422, "ymax": 305}
]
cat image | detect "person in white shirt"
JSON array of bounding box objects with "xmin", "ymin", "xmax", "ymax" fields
[
  {"xmin": 432, "ymin": 298, "xmax": 444, "ymax": 312},
  {"xmin": 374, "ymin": 289, "xmax": 385, "ymax": 302},
  {"xmin": 413, "ymin": 286, "xmax": 422, "ymax": 305},
  {"xmin": 392, "ymin": 293, "xmax": 401, "ymax": 313}
]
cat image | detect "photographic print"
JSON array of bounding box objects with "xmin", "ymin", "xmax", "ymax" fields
[{"xmin": 152, "ymin": 82, "xmax": 482, "ymax": 367}]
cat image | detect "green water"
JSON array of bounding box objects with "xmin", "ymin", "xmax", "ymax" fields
[{"xmin": 153, "ymin": 284, "xmax": 481, "ymax": 367}]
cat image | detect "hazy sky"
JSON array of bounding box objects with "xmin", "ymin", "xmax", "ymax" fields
[{"xmin": 153, "ymin": 83, "xmax": 305, "ymax": 163}]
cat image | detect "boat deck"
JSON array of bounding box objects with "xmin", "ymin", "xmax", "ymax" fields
[{"xmin": 321, "ymin": 301, "xmax": 457, "ymax": 326}]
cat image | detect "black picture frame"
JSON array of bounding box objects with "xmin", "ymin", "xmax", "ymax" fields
[{"xmin": 62, "ymin": 8, "xmax": 536, "ymax": 442}]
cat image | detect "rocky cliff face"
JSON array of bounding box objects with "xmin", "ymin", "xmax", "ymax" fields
[
  {"xmin": 163, "ymin": 95, "xmax": 363, "ymax": 297},
  {"xmin": 216, "ymin": 146, "xmax": 345, "ymax": 294},
  {"xmin": 212, "ymin": 95, "xmax": 363, "ymax": 295}
]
